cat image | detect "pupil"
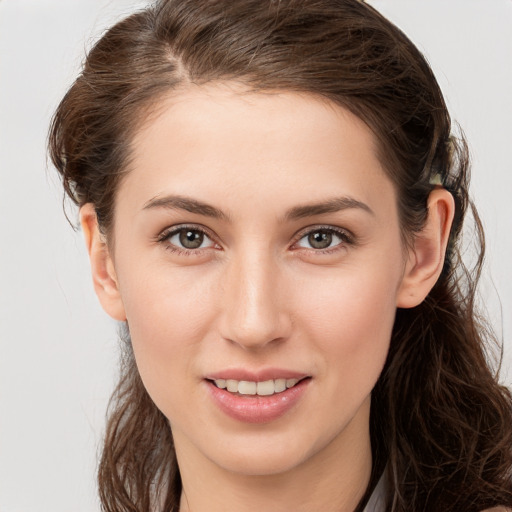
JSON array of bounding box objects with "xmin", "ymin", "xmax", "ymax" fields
[
  {"xmin": 308, "ymin": 230, "xmax": 332, "ymax": 249},
  {"xmin": 179, "ymin": 230, "xmax": 203, "ymax": 249}
]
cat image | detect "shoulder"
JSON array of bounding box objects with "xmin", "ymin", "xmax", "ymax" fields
[{"xmin": 481, "ymin": 508, "xmax": 512, "ymax": 512}]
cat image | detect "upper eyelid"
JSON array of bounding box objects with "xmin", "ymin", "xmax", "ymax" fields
[
  {"xmin": 158, "ymin": 225, "xmax": 220, "ymax": 254},
  {"xmin": 292, "ymin": 224, "xmax": 353, "ymax": 242},
  {"xmin": 156, "ymin": 223, "xmax": 353, "ymax": 249},
  {"xmin": 158, "ymin": 223, "xmax": 216, "ymax": 241},
  {"xmin": 290, "ymin": 226, "xmax": 355, "ymax": 254}
]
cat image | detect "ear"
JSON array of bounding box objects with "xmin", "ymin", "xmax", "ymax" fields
[
  {"xmin": 396, "ymin": 188, "xmax": 455, "ymax": 308},
  {"xmin": 80, "ymin": 204, "xmax": 126, "ymax": 321}
]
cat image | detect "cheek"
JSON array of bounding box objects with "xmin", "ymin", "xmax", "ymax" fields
[
  {"xmin": 121, "ymin": 261, "xmax": 219, "ymax": 337},
  {"xmin": 296, "ymin": 259, "xmax": 400, "ymax": 337},
  {"xmin": 117, "ymin": 264, "xmax": 220, "ymax": 409},
  {"xmin": 293, "ymin": 263, "xmax": 400, "ymax": 389}
]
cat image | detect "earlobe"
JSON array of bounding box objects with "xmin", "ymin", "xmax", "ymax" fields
[
  {"xmin": 80, "ymin": 204, "xmax": 126, "ymax": 321},
  {"xmin": 396, "ymin": 189, "xmax": 455, "ymax": 308}
]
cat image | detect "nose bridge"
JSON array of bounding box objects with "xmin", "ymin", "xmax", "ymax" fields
[{"xmin": 220, "ymin": 244, "xmax": 288, "ymax": 349}]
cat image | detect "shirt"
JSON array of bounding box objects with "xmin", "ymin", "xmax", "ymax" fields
[{"xmin": 362, "ymin": 470, "xmax": 387, "ymax": 512}]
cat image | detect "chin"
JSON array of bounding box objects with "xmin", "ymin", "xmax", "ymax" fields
[{"xmin": 215, "ymin": 445, "xmax": 311, "ymax": 477}]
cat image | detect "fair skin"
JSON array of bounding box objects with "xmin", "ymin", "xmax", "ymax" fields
[{"xmin": 81, "ymin": 84, "xmax": 455, "ymax": 512}]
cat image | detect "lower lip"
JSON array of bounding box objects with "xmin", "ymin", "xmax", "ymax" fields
[{"xmin": 205, "ymin": 378, "xmax": 310, "ymax": 424}]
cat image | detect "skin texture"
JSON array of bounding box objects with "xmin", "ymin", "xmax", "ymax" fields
[{"xmin": 81, "ymin": 84, "xmax": 454, "ymax": 512}]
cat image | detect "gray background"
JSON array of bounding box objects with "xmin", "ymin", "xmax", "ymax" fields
[{"xmin": 1, "ymin": 1, "xmax": 511, "ymax": 510}]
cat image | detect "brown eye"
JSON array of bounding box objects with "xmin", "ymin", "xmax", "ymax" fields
[
  {"xmin": 179, "ymin": 229, "xmax": 204, "ymax": 249},
  {"xmin": 295, "ymin": 228, "xmax": 349, "ymax": 251},
  {"xmin": 308, "ymin": 230, "xmax": 333, "ymax": 249},
  {"xmin": 163, "ymin": 227, "xmax": 216, "ymax": 251}
]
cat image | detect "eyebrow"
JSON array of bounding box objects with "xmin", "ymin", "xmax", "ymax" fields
[
  {"xmin": 142, "ymin": 195, "xmax": 230, "ymax": 221},
  {"xmin": 284, "ymin": 197, "xmax": 374, "ymax": 221},
  {"xmin": 142, "ymin": 194, "xmax": 373, "ymax": 222}
]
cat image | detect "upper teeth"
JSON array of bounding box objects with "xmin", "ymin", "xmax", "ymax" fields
[{"xmin": 214, "ymin": 378, "xmax": 300, "ymax": 396}]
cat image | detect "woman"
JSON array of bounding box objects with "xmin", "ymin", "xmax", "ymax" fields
[{"xmin": 48, "ymin": 0, "xmax": 512, "ymax": 510}]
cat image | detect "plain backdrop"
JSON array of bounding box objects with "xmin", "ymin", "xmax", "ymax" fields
[{"xmin": 1, "ymin": 1, "xmax": 511, "ymax": 510}]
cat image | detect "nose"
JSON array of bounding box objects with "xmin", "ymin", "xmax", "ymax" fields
[{"xmin": 218, "ymin": 250, "xmax": 291, "ymax": 350}]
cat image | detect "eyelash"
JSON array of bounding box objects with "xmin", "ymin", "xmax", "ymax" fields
[
  {"xmin": 156, "ymin": 224, "xmax": 355, "ymax": 256},
  {"xmin": 157, "ymin": 224, "xmax": 218, "ymax": 256},
  {"xmin": 292, "ymin": 225, "xmax": 355, "ymax": 254}
]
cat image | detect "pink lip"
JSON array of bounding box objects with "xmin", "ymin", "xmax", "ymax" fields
[
  {"xmin": 205, "ymin": 374, "xmax": 310, "ymax": 424},
  {"xmin": 205, "ymin": 368, "xmax": 308, "ymax": 382}
]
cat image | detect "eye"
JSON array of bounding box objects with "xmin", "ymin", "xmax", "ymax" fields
[
  {"xmin": 295, "ymin": 228, "xmax": 351, "ymax": 251},
  {"xmin": 159, "ymin": 226, "xmax": 217, "ymax": 252}
]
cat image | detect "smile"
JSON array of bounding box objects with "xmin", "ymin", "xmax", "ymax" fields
[
  {"xmin": 206, "ymin": 376, "xmax": 311, "ymax": 423},
  {"xmin": 213, "ymin": 378, "xmax": 301, "ymax": 396}
]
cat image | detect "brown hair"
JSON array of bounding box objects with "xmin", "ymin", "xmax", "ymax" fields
[{"xmin": 48, "ymin": 1, "xmax": 512, "ymax": 510}]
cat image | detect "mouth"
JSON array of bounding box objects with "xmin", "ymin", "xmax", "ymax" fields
[
  {"xmin": 205, "ymin": 374, "xmax": 311, "ymax": 423},
  {"xmin": 208, "ymin": 377, "xmax": 309, "ymax": 397}
]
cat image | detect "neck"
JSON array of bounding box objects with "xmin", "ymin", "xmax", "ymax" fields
[{"xmin": 175, "ymin": 398, "xmax": 372, "ymax": 512}]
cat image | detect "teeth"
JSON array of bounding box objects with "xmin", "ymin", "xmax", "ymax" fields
[
  {"xmin": 256, "ymin": 380, "xmax": 274, "ymax": 396},
  {"xmin": 226, "ymin": 379, "xmax": 238, "ymax": 392},
  {"xmin": 286, "ymin": 378, "xmax": 299, "ymax": 388},
  {"xmin": 274, "ymin": 378, "xmax": 286, "ymax": 393},
  {"xmin": 215, "ymin": 379, "xmax": 226, "ymax": 389},
  {"xmin": 213, "ymin": 377, "xmax": 303, "ymax": 396},
  {"xmin": 238, "ymin": 381, "xmax": 257, "ymax": 395}
]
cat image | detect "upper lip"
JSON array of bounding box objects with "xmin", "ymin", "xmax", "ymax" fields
[{"xmin": 205, "ymin": 368, "xmax": 310, "ymax": 382}]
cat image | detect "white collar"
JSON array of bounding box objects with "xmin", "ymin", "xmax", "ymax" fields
[{"xmin": 362, "ymin": 470, "xmax": 387, "ymax": 512}]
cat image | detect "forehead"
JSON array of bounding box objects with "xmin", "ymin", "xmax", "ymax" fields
[
  {"xmin": 120, "ymin": 83, "xmax": 395, "ymax": 219},
  {"xmin": 135, "ymin": 83, "xmax": 378, "ymax": 156}
]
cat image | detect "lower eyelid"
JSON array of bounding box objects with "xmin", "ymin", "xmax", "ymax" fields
[
  {"xmin": 171, "ymin": 230, "xmax": 213, "ymax": 247},
  {"xmin": 158, "ymin": 226, "xmax": 217, "ymax": 249},
  {"xmin": 157, "ymin": 225, "xmax": 353, "ymax": 254},
  {"xmin": 294, "ymin": 228, "xmax": 352, "ymax": 249}
]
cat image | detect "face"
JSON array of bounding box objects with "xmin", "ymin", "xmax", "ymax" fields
[{"xmin": 103, "ymin": 84, "xmax": 411, "ymax": 477}]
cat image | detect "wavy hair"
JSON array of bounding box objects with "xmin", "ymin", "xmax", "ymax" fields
[{"xmin": 48, "ymin": 0, "xmax": 512, "ymax": 510}]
